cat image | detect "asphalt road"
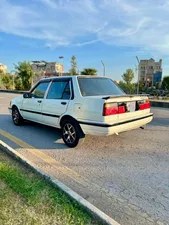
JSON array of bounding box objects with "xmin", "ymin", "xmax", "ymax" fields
[{"xmin": 0, "ymin": 92, "xmax": 169, "ymax": 225}]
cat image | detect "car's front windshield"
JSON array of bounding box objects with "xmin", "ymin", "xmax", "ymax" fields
[{"xmin": 78, "ymin": 77, "xmax": 125, "ymax": 96}]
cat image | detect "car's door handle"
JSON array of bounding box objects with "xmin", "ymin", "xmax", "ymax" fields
[
  {"xmin": 37, "ymin": 100, "xmax": 42, "ymax": 103},
  {"xmin": 61, "ymin": 102, "xmax": 67, "ymax": 105}
]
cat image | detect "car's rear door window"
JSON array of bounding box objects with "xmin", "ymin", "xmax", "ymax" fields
[
  {"xmin": 78, "ymin": 77, "xmax": 124, "ymax": 96},
  {"xmin": 47, "ymin": 80, "xmax": 71, "ymax": 99}
]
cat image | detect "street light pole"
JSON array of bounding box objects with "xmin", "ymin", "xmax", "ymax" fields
[
  {"xmin": 101, "ymin": 60, "xmax": 105, "ymax": 76},
  {"xmin": 136, "ymin": 56, "xmax": 140, "ymax": 94}
]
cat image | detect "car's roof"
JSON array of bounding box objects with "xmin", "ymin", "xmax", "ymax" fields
[{"xmin": 40, "ymin": 75, "xmax": 107, "ymax": 81}]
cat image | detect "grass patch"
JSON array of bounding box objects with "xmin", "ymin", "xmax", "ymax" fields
[
  {"xmin": 0, "ymin": 151, "xmax": 101, "ymax": 225},
  {"xmin": 0, "ymin": 162, "xmax": 46, "ymax": 203}
]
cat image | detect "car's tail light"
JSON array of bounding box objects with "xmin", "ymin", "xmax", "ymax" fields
[
  {"xmin": 103, "ymin": 103, "xmax": 126, "ymax": 116},
  {"xmin": 118, "ymin": 106, "xmax": 126, "ymax": 113},
  {"xmin": 139, "ymin": 99, "xmax": 150, "ymax": 110},
  {"xmin": 103, "ymin": 103, "xmax": 118, "ymax": 116}
]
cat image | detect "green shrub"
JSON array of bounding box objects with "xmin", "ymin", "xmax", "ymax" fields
[
  {"xmin": 1, "ymin": 74, "xmax": 13, "ymax": 90},
  {"xmin": 14, "ymin": 76, "xmax": 23, "ymax": 90}
]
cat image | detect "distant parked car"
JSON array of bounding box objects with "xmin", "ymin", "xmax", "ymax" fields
[{"xmin": 9, "ymin": 76, "xmax": 153, "ymax": 147}]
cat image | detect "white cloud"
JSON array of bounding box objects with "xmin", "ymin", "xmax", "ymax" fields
[
  {"xmin": 38, "ymin": 0, "xmax": 57, "ymax": 9},
  {"xmin": 0, "ymin": 0, "xmax": 169, "ymax": 55},
  {"xmin": 73, "ymin": 39, "xmax": 99, "ymax": 47}
]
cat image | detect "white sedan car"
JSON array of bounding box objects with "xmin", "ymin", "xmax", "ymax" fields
[{"xmin": 9, "ymin": 76, "xmax": 153, "ymax": 147}]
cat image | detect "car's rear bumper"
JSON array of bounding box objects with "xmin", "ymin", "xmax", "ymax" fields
[{"xmin": 79, "ymin": 113, "xmax": 153, "ymax": 136}]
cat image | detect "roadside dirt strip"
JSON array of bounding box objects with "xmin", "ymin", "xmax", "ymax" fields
[{"xmin": 0, "ymin": 139, "xmax": 120, "ymax": 225}]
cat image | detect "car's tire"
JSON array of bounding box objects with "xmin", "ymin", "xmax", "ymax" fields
[
  {"xmin": 61, "ymin": 119, "xmax": 85, "ymax": 148},
  {"xmin": 12, "ymin": 107, "xmax": 24, "ymax": 126}
]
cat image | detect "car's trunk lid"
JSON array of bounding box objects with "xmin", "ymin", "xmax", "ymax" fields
[{"xmin": 103, "ymin": 95, "xmax": 151, "ymax": 123}]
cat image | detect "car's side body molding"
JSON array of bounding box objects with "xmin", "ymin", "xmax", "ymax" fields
[
  {"xmin": 20, "ymin": 109, "xmax": 60, "ymax": 118},
  {"xmin": 79, "ymin": 113, "xmax": 153, "ymax": 128}
]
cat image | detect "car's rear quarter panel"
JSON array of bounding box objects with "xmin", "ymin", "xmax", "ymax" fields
[{"xmin": 76, "ymin": 97, "xmax": 105, "ymax": 122}]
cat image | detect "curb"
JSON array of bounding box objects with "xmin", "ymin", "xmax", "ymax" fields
[
  {"xmin": 0, "ymin": 140, "xmax": 120, "ymax": 225},
  {"xmin": 150, "ymin": 100, "xmax": 169, "ymax": 109}
]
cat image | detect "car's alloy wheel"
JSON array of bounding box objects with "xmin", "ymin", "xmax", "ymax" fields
[
  {"xmin": 61, "ymin": 119, "xmax": 85, "ymax": 148},
  {"xmin": 12, "ymin": 108, "xmax": 23, "ymax": 126},
  {"xmin": 63, "ymin": 123, "xmax": 76, "ymax": 144}
]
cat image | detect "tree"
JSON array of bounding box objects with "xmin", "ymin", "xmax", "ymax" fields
[
  {"xmin": 33, "ymin": 71, "xmax": 44, "ymax": 84},
  {"xmin": 15, "ymin": 61, "xmax": 33, "ymax": 90},
  {"xmin": 1, "ymin": 74, "xmax": 12, "ymax": 89},
  {"xmin": 139, "ymin": 80, "xmax": 144, "ymax": 92},
  {"xmin": 122, "ymin": 69, "xmax": 134, "ymax": 85},
  {"xmin": 0, "ymin": 69, "xmax": 4, "ymax": 75},
  {"xmin": 81, "ymin": 68, "xmax": 97, "ymax": 75},
  {"xmin": 161, "ymin": 76, "xmax": 169, "ymax": 90},
  {"xmin": 118, "ymin": 81, "xmax": 136, "ymax": 94},
  {"xmin": 118, "ymin": 81, "xmax": 127, "ymax": 92},
  {"xmin": 120, "ymin": 69, "xmax": 135, "ymax": 94},
  {"xmin": 14, "ymin": 75, "xmax": 23, "ymax": 90},
  {"xmin": 69, "ymin": 56, "xmax": 77, "ymax": 75}
]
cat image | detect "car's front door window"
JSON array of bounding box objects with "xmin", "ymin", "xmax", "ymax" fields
[
  {"xmin": 31, "ymin": 82, "xmax": 50, "ymax": 98},
  {"xmin": 21, "ymin": 81, "xmax": 50, "ymax": 122}
]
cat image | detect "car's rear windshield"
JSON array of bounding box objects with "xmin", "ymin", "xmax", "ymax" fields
[{"xmin": 78, "ymin": 77, "xmax": 124, "ymax": 96}]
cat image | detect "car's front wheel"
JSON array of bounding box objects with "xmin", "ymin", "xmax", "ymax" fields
[
  {"xmin": 61, "ymin": 119, "xmax": 85, "ymax": 148},
  {"xmin": 12, "ymin": 107, "xmax": 24, "ymax": 126}
]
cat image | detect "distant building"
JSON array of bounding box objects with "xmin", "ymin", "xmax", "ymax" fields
[
  {"xmin": 138, "ymin": 58, "xmax": 162, "ymax": 87},
  {"xmin": 31, "ymin": 60, "xmax": 64, "ymax": 83},
  {"xmin": 31, "ymin": 60, "xmax": 64, "ymax": 75},
  {"xmin": 114, "ymin": 80, "xmax": 120, "ymax": 84},
  {"xmin": 0, "ymin": 63, "xmax": 8, "ymax": 74}
]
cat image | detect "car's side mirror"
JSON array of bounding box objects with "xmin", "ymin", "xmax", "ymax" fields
[{"xmin": 23, "ymin": 93, "xmax": 31, "ymax": 98}]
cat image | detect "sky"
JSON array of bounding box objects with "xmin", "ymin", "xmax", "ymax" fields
[{"xmin": 0, "ymin": 0, "xmax": 169, "ymax": 80}]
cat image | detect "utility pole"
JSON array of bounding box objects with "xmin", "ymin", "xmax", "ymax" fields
[
  {"xmin": 101, "ymin": 60, "xmax": 105, "ymax": 76},
  {"xmin": 136, "ymin": 56, "xmax": 140, "ymax": 94}
]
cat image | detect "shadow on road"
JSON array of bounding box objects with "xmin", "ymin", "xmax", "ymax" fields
[
  {"xmin": 0, "ymin": 114, "xmax": 168, "ymax": 151},
  {"xmin": 0, "ymin": 114, "xmax": 68, "ymax": 150},
  {"xmin": 149, "ymin": 117, "xmax": 169, "ymax": 127}
]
